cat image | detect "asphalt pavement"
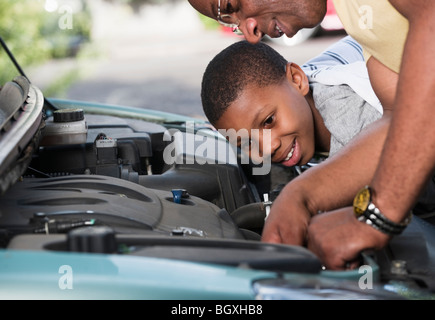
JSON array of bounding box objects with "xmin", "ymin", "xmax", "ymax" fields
[{"xmin": 30, "ymin": 1, "xmax": 346, "ymax": 120}]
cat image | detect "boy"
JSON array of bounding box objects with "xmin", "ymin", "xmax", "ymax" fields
[{"xmin": 201, "ymin": 37, "xmax": 382, "ymax": 168}]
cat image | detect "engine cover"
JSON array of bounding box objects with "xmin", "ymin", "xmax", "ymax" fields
[
  {"xmin": 0, "ymin": 174, "xmax": 323, "ymax": 273},
  {"xmin": 0, "ymin": 174, "xmax": 244, "ymax": 239}
]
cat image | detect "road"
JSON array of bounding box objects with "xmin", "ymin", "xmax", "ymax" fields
[{"xmin": 43, "ymin": 1, "xmax": 347, "ymax": 120}]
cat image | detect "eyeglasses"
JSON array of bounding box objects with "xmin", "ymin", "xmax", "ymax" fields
[{"xmin": 217, "ymin": 0, "xmax": 243, "ymax": 35}]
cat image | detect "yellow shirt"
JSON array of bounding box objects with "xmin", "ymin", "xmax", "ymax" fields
[{"xmin": 332, "ymin": 0, "xmax": 409, "ymax": 73}]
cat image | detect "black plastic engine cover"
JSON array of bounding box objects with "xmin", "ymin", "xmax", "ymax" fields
[
  {"xmin": 0, "ymin": 175, "xmax": 245, "ymax": 240},
  {"xmin": 0, "ymin": 174, "xmax": 323, "ymax": 274}
]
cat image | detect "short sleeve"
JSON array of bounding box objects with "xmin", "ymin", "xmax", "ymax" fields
[{"xmin": 310, "ymin": 82, "xmax": 382, "ymax": 156}]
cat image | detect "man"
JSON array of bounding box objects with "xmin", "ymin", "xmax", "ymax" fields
[{"xmin": 188, "ymin": 0, "xmax": 435, "ymax": 270}]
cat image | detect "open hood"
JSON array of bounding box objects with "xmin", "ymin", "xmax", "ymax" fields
[{"xmin": 0, "ymin": 76, "xmax": 44, "ymax": 194}]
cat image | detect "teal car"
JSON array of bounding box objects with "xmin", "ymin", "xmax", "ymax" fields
[{"xmin": 1, "ymin": 25, "xmax": 435, "ymax": 301}]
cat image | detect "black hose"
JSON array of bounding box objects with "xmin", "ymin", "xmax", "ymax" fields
[{"xmin": 230, "ymin": 202, "xmax": 267, "ymax": 230}]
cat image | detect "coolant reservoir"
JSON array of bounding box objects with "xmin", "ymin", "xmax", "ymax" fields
[{"xmin": 40, "ymin": 108, "xmax": 87, "ymax": 146}]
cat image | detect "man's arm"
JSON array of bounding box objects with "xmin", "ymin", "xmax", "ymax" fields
[
  {"xmin": 305, "ymin": 0, "xmax": 435, "ymax": 270},
  {"xmin": 370, "ymin": 0, "xmax": 435, "ymax": 223}
]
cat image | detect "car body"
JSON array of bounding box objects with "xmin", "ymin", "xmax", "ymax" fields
[{"xmin": 1, "ymin": 2, "xmax": 435, "ymax": 301}]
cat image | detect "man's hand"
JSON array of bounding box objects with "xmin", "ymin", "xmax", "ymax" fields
[
  {"xmin": 261, "ymin": 183, "xmax": 312, "ymax": 245},
  {"xmin": 306, "ymin": 207, "xmax": 391, "ymax": 270}
]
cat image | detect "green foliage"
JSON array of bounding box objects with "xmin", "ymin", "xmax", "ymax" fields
[
  {"xmin": 197, "ymin": 13, "xmax": 220, "ymax": 30},
  {"xmin": 0, "ymin": 0, "xmax": 92, "ymax": 85},
  {"xmin": 39, "ymin": 1, "xmax": 92, "ymax": 58},
  {"xmin": 0, "ymin": 1, "xmax": 51, "ymax": 67}
]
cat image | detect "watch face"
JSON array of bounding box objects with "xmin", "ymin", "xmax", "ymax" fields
[{"xmin": 353, "ymin": 186, "xmax": 371, "ymax": 216}]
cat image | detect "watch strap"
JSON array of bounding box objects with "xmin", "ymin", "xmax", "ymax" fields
[{"xmin": 358, "ymin": 203, "xmax": 412, "ymax": 235}]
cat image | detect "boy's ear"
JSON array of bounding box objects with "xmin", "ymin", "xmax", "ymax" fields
[{"xmin": 285, "ymin": 62, "xmax": 310, "ymax": 95}]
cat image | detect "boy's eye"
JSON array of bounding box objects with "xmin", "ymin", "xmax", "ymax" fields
[{"xmin": 264, "ymin": 115, "xmax": 274, "ymax": 127}]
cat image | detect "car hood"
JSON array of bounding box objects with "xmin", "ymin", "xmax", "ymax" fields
[{"xmin": 0, "ymin": 76, "xmax": 45, "ymax": 194}]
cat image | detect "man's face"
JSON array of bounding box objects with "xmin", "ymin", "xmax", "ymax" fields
[{"xmin": 188, "ymin": 0, "xmax": 327, "ymax": 44}]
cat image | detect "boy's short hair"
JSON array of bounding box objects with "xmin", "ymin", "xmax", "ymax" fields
[{"xmin": 201, "ymin": 40, "xmax": 288, "ymax": 125}]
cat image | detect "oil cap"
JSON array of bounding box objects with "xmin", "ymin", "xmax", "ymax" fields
[
  {"xmin": 171, "ymin": 189, "xmax": 189, "ymax": 204},
  {"xmin": 53, "ymin": 108, "xmax": 84, "ymax": 122}
]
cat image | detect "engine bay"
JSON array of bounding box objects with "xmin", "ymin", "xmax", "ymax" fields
[
  {"xmin": 0, "ymin": 80, "xmax": 320, "ymax": 273},
  {"xmin": 1, "ymin": 76, "xmax": 435, "ymax": 297}
]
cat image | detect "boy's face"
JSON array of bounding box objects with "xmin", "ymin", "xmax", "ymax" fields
[{"xmin": 214, "ymin": 78, "xmax": 315, "ymax": 167}]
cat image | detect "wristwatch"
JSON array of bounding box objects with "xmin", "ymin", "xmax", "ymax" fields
[{"xmin": 353, "ymin": 186, "xmax": 412, "ymax": 235}]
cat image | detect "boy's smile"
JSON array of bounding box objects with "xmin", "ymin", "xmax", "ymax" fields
[{"xmin": 278, "ymin": 139, "xmax": 300, "ymax": 167}]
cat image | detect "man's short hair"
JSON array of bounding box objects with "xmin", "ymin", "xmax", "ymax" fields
[{"xmin": 201, "ymin": 40, "xmax": 288, "ymax": 125}]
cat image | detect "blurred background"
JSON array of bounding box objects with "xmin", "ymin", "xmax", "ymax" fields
[{"xmin": 2, "ymin": 0, "xmax": 346, "ymax": 119}]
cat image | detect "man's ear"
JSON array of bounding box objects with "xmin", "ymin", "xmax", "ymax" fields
[{"xmin": 285, "ymin": 62, "xmax": 310, "ymax": 95}]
